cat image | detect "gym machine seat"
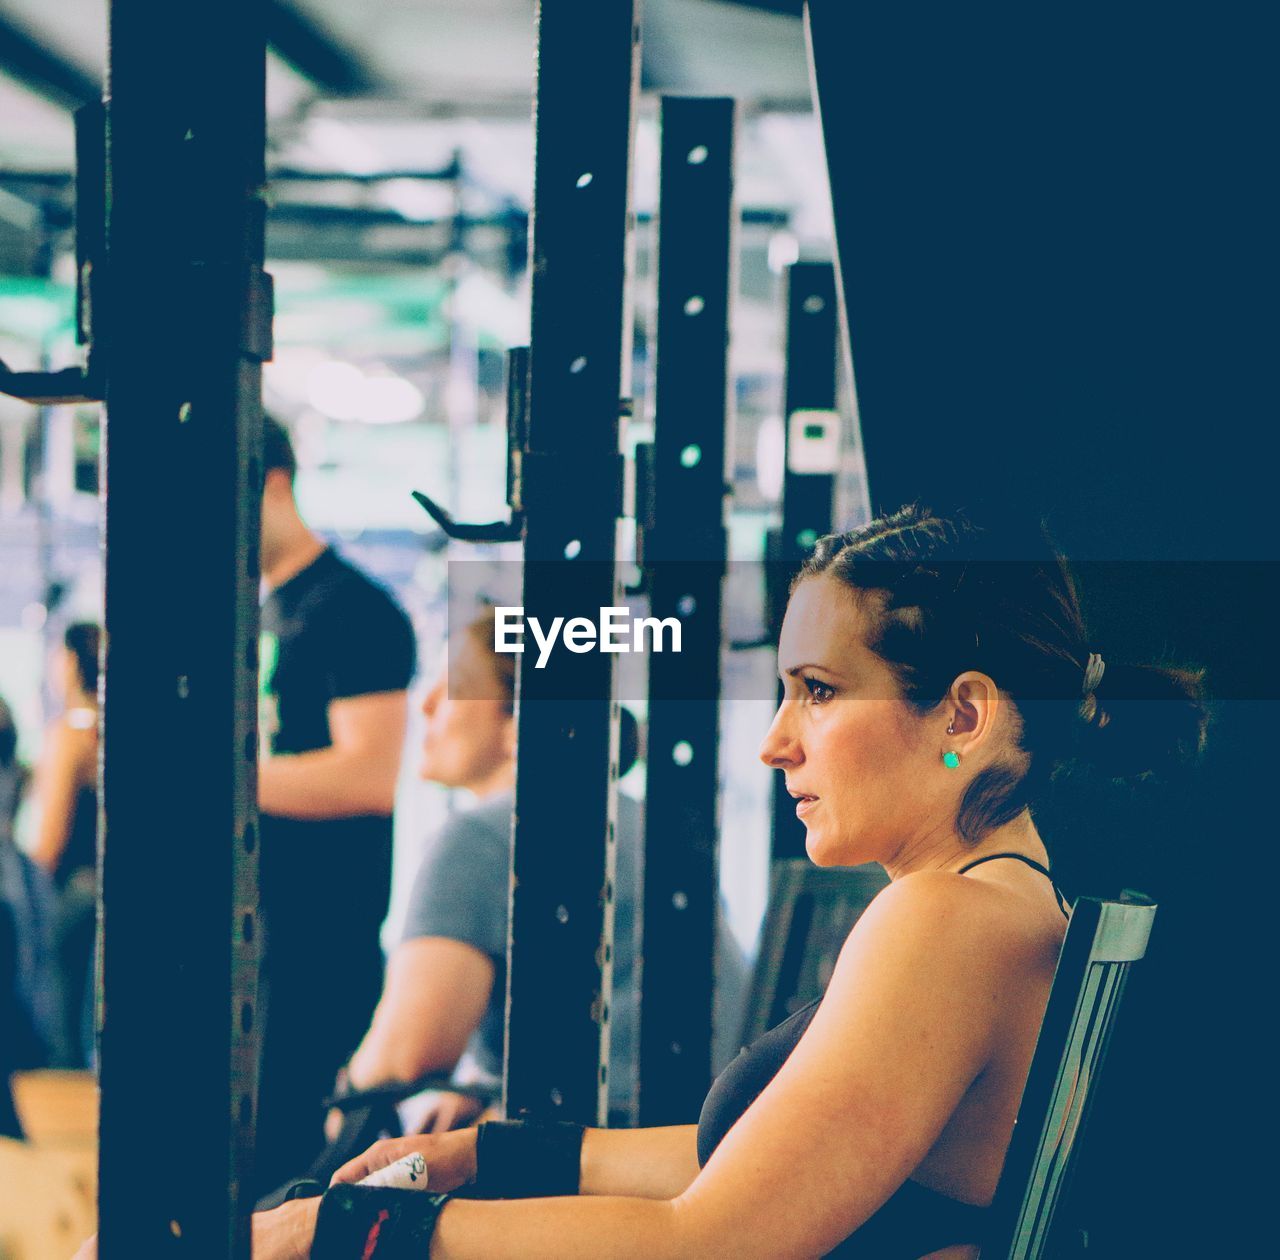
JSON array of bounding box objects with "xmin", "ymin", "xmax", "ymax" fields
[{"xmin": 983, "ymin": 894, "xmax": 1157, "ymax": 1258}]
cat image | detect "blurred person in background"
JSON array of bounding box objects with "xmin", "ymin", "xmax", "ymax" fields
[
  {"xmin": 2, "ymin": 694, "xmax": 54, "ymax": 1108},
  {"xmin": 253, "ymin": 415, "xmax": 416, "ymax": 1196},
  {"xmin": 30, "ymin": 623, "xmax": 100, "ymax": 1068},
  {"xmin": 256, "ymin": 610, "xmax": 677, "ymax": 1209}
]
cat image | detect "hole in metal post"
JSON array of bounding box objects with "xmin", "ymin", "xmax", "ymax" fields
[
  {"xmin": 677, "ymin": 595, "xmax": 696, "ymax": 617},
  {"xmin": 564, "ymin": 539, "xmax": 582, "ymax": 559},
  {"xmin": 687, "ymin": 145, "xmax": 709, "ymax": 165},
  {"xmin": 569, "ymin": 356, "xmax": 588, "ymax": 374},
  {"xmin": 241, "ymin": 1002, "xmax": 254, "ymax": 1033},
  {"xmin": 550, "ymin": 1088, "xmax": 563, "ymax": 1107},
  {"xmin": 576, "ymin": 172, "xmax": 593, "ymax": 188},
  {"xmin": 683, "ymin": 295, "xmax": 705, "ymax": 316},
  {"xmin": 803, "ymin": 294, "xmax": 826, "ymax": 314},
  {"xmin": 680, "ymin": 444, "xmax": 701, "ymax": 468},
  {"xmin": 672, "ymin": 741, "xmax": 694, "ymax": 766},
  {"xmin": 672, "ymin": 890, "xmax": 688, "ymax": 910},
  {"xmin": 555, "ymin": 905, "xmax": 570, "ymax": 924},
  {"xmin": 178, "ymin": 402, "xmax": 192, "ymax": 424},
  {"xmin": 242, "ymin": 912, "xmax": 254, "ymax": 944},
  {"xmin": 242, "ymin": 822, "xmax": 256, "ymax": 853}
]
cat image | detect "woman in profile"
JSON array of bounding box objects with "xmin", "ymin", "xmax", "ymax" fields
[
  {"xmin": 31, "ymin": 622, "xmax": 100, "ymax": 1068},
  {"xmin": 248, "ymin": 505, "xmax": 1202, "ymax": 1258}
]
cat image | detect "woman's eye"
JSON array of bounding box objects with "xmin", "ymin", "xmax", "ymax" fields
[{"xmin": 803, "ymin": 676, "xmax": 835, "ymax": 703}]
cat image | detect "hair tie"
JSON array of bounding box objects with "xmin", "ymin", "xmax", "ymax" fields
[{"xmin": 1082, "ymin": 651, "xmax": 1106, "ymax": 696}]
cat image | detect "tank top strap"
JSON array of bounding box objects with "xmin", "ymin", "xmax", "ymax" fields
[{"xmin": 956, "ymin": 852, "xmax": 1070, "ymax": 918}]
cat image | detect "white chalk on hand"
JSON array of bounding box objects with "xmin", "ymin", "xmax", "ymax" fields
[{"xmin": 358, "ymin": 1152, "xmax": 429, "ymax": 1190}]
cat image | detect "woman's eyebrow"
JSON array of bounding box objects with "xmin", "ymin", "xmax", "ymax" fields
[{"xmin": 780, "ymin": 663, "xmax": 846, "ymax": 681}]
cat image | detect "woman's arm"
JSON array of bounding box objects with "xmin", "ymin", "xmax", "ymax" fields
[
  {"xmin": 580, "ymin": 1126, "xmax": 700, "ymax": 1199},
  {"xmin": 328, "ymin": 1123, "xmax": 700, "ymax": 1201},
  {"xmin": 30, "ymin": 721, "xmax": 90, "ymax": 875},
  {"xmin": 258, "ymin": 873, "xmax": 1030, "ymax": 1260},
  {"xmin": 426, "ymin": 875, "xmax": 1012, "ymax": 1259}
]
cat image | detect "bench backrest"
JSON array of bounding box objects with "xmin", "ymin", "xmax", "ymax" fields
[{"xmin": 984, "ymin": 895, "xmax": 1158, "ymax": 1259}]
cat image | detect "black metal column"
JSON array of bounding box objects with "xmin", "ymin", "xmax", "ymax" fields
[
  {"xmin": 770, "ymin": 260, "xmax": 838, "ymax": 860},
  {"xmin": 98, "ymin": 0, "xmax": 268, "ymax": 1253},
  {"xmin": 637, "ymin": 96, "xmax": 735, "ymax": 1126},
  {"xmin": 505, "ymin": 0, "xmax": 638, "ymax": 1126}
]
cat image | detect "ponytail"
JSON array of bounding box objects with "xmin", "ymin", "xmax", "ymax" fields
[{"xmin": 1077, "ymin": 660, "xmax": 1208, "ymax": 780}]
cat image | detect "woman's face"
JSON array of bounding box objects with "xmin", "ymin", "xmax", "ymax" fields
[
  {"xmin": 759, "ymin": 576, "xmax": 950, "ymax": 867},
  {"xmin": 419, "ymin": 634, "xmax": 514, "ymax": 792}
]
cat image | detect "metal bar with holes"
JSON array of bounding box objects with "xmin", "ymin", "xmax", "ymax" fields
[
  {"xmin": 97, "ymin": 0, "xmax": 269, "ymax": 1253},
  {"xmin": 769, "ymin": 259, "xmax": 839, "ymax": 861},
  {"xmin": 636, "ymin": 95, "xmax": 736, "ymax": 1127},
  {"xmin": 503, "ymin": 0, "xmax": 639, "ymax": 1127}
]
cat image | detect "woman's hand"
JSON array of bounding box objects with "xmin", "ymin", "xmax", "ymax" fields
[
  {"xmin": 251, "ymin": 1196, "xmax": 321, "ymax": 1260},
  {"xmin": 331, "ymin": 1127, "xmax": 479, "ymax": 1192}
]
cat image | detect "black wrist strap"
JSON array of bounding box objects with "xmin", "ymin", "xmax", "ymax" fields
[
  {"xmin": 471, "ymin": 1120, "xmax": 585, "ymax": 1199},
  {"xmin": 312, "ymin": 1184, "xmax": 450, "ymax": 1260}
]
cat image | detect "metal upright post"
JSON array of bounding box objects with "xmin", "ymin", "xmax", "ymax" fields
[
  {"xmin": 770, "ymin": 260, "xmax": 838, "ymax": 861},
  {"xmin": 637, "ymin": 96, "xmax": 735, "ymax": 1126},
  {"xmin": 98, "ymin": 0, "xmax": 269, "ymax": 1253},
  {"xmin": 504, "ymin": 0, "xmax": 639, "ymax": 1126}
]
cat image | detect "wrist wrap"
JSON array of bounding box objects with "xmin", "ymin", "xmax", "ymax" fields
[
  {"xmin": 471, "ymin": 1120, "xmax": 585, "ymax": 1199},
  {"xmin": 312, "ymin": 1184, "xmax": 450, "ymax": 1259}
]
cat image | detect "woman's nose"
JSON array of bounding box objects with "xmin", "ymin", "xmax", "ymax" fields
[{"xmin": 759, "ymin": 703, "xmax": 801, "ymax": 768}]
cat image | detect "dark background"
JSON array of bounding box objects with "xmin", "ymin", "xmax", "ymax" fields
[{"xmin": 809, "ymin": 2, "xmax": 1277, "ymax": 1252}]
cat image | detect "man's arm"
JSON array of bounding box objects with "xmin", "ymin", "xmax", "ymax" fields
[
  {"xmin": 257, "ymin": 690, "xmax": 407, "ymax": 819},
  {"xmin": 345, "ymin": 936, "xmax": 495, "ymax": 1088}
]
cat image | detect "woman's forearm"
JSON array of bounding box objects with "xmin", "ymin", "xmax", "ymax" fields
[
  {"xmin": 580, "ymin": 1125, "xmax": 701, "ymax": 1200},
  {"xmin": 432, "ymin": 1195, "xmax": 690, "ymax": 1260}
]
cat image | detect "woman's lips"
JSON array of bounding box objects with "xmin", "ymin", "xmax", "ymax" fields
[{"xmin": 791, "ymin": 793, "xmax": 819, "ymax": 819}]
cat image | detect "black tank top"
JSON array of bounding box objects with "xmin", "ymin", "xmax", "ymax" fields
[{"xmin": 696, "ymin": 854, "xmax": 1068, "ymax": 1258}]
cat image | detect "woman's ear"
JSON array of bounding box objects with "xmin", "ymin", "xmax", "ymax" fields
[{"xmin": 945, "ymin": 672, "xmax": 1000, "ymax": 751}]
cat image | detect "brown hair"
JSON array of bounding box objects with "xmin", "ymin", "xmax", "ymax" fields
[{"xmin": 799, "ymin": 505, "xmax": 1207, "ymax": 844}]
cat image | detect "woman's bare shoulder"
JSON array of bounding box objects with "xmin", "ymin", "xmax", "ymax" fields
[{"xmin": 844, "ymin": 869, "xmax": 1061, "ymax": 980}]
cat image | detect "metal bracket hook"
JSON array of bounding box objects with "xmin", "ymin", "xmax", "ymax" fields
[
  {"xmin": 0, "ymin": 360, "xmax": 101, "ymax": 405},
  {"xmin": 410, "ymin": 489, "xmax": 524, "ymax": 543}
]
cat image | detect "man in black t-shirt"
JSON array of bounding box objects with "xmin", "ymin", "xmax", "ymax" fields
[{"xmin": 252, "ymin": 416, "xmax": 415, "ymax": 1195}]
